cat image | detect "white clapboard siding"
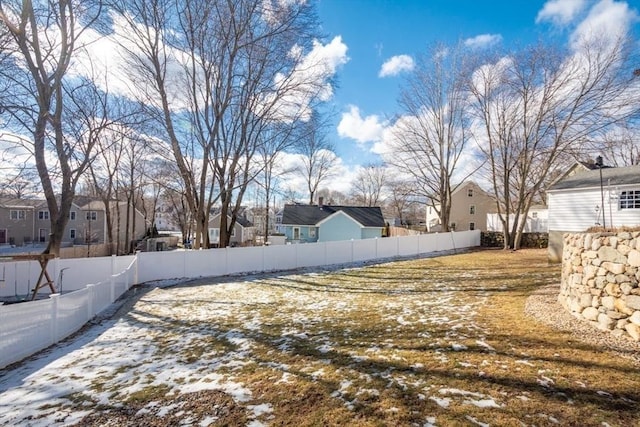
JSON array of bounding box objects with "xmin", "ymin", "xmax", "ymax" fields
[{"xmin": 548, "ymin": 185, "xmax": 640, "ymax": 231}]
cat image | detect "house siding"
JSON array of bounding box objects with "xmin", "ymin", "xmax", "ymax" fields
[
  {"xmin": 548, "ymin": 186, "xmax": 640, "ymax": 232},
  {"xmin": 547, "ymin": 184, "xmax": 640, "ymax": 263},
  {"xmin": 427, "ymin": 182, "xmax": 496, "ymax": 232},
  {"xmin": 361, "ymin": 227, "xmax": 383, "ymax": 239},
  {"xmin": 318, "ymin": 213, "xmax": 360, "ymax": 242},
  {"xmin": 283, "ymin": 225, "xmax": 317, "ymax": 243},
  {"xmin": 1, "ymin": 207, "xmax": 35, "ymax": 245}
]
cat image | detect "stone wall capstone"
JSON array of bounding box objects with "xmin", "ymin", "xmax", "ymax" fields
[{"xmin": 559, "ymin": 231, "xmax": 640, "ymax": 341}]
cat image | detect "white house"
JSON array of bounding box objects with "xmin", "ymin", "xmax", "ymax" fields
[
  {"xmin": 426, "ymin": 181, "xmax": 496, "ymax": 232},
  {"xmin": 207, "ymin": 213, "xmax": 255, "ymax": 247},
  {"xmin": 486, "ymin": 205, "xmax": 548, "ymax": 233},
  {"xmin": 547, "ymin": 164, "xmax": 640, "ymax": 262}
]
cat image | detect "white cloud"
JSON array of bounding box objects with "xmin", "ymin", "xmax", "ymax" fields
[
  {"xmin": 275, "ymin": 150, "xmax": 355, "ymax": 197},
  {"xmin": 266, "ymin": 36, "xmax": 349, "ymax": 122},
  {"xmin": 536, "ymin": 0, "xmax": 587, "ymax": 25},
  {"xmin": 378, "ymin": 54, "xmax": 414, "ymax": 77},
  {"xmin": 337, "ymin": 106, "xmax": 387, "ymax": 144},
  {"xmin": 463, "ymin": 34, "xmax": 503, "ymax": 50},
  {"xmin": 570, "ymin": 0, "xmax": 638, "ymax": 48}
]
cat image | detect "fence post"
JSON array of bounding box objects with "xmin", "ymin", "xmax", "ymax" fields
[
  {"xmin": 351, "ymin": 239, "xmax": 354, "ymax": 263},
  {"xmin": 134, "ymin": 252, "xmax": 139, "ymax": 285},
  {"xmin": 53, "ymin": 257, "xmax": 60, "ymax": 292},
  {"xmin": 49, "ymin": 293, "xmax": 59, "ymax": 344},
  {"xmin": 110, "ymin": 255, "xmax": 117, "ymax": 302},
  {"xmin": 87, "ymin": 283, "xmax": 95, "ymax": 320},
  {"xmin": 183, "ymin": 249, "xmax": 187, "ymax": 278},
  {"xmin": 110, "ymin": 275, "xmax": 116, "ymax": 303}
]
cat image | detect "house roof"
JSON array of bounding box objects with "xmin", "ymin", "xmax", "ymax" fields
[
  {"xmin": 548, "ymin": 165, "xmax": 640, "ymax": 191},
  {"xmin": 281, "ymin": 204, "xmax": 385, "ymax": 227},
  {"xmin": 208, "ymin": 212, "xmax": 254, "ymax": 228},
  {"xmin": 0, "ymin": 198, "xmax": 43, "ymax": 209}
]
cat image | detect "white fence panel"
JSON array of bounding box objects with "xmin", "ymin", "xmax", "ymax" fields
[
  {"xmin": 353, "ymin": 239, "xmax": 377, "ymax": 262},
  {"xmin": 184, "ymin": 250, "xmax": 214, "ymax": 278},
  {"xmin": 137, "ymin": 251, "xmax": 182, "ymax": 283},
  {"xmin": 263, "ymin": 245, "xmax": 297, "ymax": 271},
  {"xmin": 398, "ymin": 235, "xmax": 420, "ymax": 257},
  {"xmin": 418, "ymin": 234, "xmax": 438, "ymax": 254},
  {"xmin": 56, "ymin": 289, "xmax": 89, "ymax": 340},
  {"xmin": 295, "ymin": 243, "xmax": 327, "ymax": 268},
  {"xmin": 0, "ymin": 260, "xmax": 44, "ymax": 298},
  {"xmin": 376, "ymin": 237, "xmax": 399, "ymax": 259},
  {"xmin": 0, "ymin": 298, "xmax": 53, "ymax": 368},
  {"xmin": 324, "ymin": 240, "xmax": 352, "ymax": 265},
  {"xmin": 1, "ymin": 231, "xmax": 481, "ymax": 369},
  {"xmin": 58, "ymin": 257, "xmax": 112, "ymax": 292},
  {"xmin": 226, "ymin": 246, "xmax": 263, "ymax": 275}
]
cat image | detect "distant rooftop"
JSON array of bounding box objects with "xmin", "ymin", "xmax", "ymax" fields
[{"xmin": 549, "ymin": 164, "xmax": 640, "ymax": 191}]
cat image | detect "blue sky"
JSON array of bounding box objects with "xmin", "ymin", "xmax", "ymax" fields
[{"xmin": 315, "ymin": 0, "xmax": 640, "ymax": 169}]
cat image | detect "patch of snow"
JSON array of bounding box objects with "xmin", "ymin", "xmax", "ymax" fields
[
  {"xmin": 248, "ymin": 403, "xmax": 273, "ymax": 417},
  {"xmin": 475, "ymin": 340, "xmax": 495, "ymax": 352},
  {"xmin": 423, "ymin": 417, "xmax": 437, "ymax": 427},
  {"xmin": 464, "ymin": 398, "xmax": 501, "ymax": 408},
  {"xmin": 451, "ymin": 343, "xmax": 468, "ymax": 351},
  {"xmin": 465, "ymin": 415, "xmax": 490, "ymax": 427},
  {"xmin": 515, "ymin": 360, "xmax": 535, "ymax": 367},
  {"xmin": 429, "ymin": 396, "xmax": 451, "ymax": 408}
]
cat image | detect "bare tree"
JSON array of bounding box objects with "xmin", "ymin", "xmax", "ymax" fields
[
  {"xmin": 387, "ymin": 43, "xmax": 476, "ymax": 232},
  {"xmin": 0, "ymin": 1, "xmax": 103, "ymax": 256},
  {"xmin": 386, "ymin": 179, "xmax": 419, "ymax": 227},
  {"xmin": 114, "ymin": 0, "xmax": 328, "ymax": 248},
  {"xmin": 351, "ymin": 163, "xmax": 387, "ymax": 207},
  {"xmin": 469, "ymin": 37, "xmax": 638, "ymax": 249},
  {"xmin": 255, "ymin": 123, "xmax": 299, "ymax": 240},
  {"xmin": 590, "ymin": 121, "xmax": 640, "ymax": 167},
  {"xmin": 296, "ymin": 112, "xmax": 338, "ymax": 205}
]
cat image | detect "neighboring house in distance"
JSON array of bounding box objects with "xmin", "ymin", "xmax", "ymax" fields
[
  {"xmin": 208, "ymin": 213, "xmax": 255, "ymax": 247},
  {"xmin": 486, "ymin": 204, "xmax": 549, "ymax": 233},
  {"xmin": 0, "ymin": 197, "xmax": 147, "ymax": 251},
  {"xmin": 280, "ymin": 202, "xmax": 385, "ymax": 243},
  {"xmin": 426, "ymin": 181, "xmax": 496, "ymax": 232},
  {"xmin": 547, "ymin": 164, "xmax": 640, "ymax": 262},
  {"xmin": 0, "ymin": 198, "xmax": 40, "ymax": 246}
]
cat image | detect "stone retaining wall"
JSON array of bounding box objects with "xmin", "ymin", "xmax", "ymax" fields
[{"xmin": 559, "ymin": 232, "xmax": 640, "ymax": 341}]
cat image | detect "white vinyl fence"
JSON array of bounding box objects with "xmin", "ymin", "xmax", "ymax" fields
[{"xmin": 0, "ymin": 230, "xmax": 480, "ymax": 368}]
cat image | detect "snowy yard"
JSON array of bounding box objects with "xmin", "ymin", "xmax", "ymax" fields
[{"xmin": 1, "ymin": 249, "xmax": 638, "ymax": 426}]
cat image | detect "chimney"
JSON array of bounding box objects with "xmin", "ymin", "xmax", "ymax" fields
[{"xmin": 318, "ymin": 196, "xmax": 324, "ymax": 209}]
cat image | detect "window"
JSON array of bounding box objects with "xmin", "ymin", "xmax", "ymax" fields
[
  {"xmin": 531, "ymin": 212, "xmax": 538, "ymax": 219},
  {"xmin": 70, "ymin": 211, "xmax": 76, "ymax": 220},
  {"xmin": 293, "ymin": 227, "xmax": 300, "ymax": 240},
  {"xmin": 619, "ymin": 190, "xmax": 640, "ymax": 209},
  {"xmin": 86, "ymin": 211, "xmax": 97, "ymax": 221},
  {"xmin": 469, "ymin": 205, "xmax": 476, "ymax": 215},
  {"xmin": 469, "ymin": 222, "xmax": 475, "ymax": 231},
  {"xmin": 38, "ymin": 210, "xmax": 49, "ymax": 220},
  {"xmin": 10, "ymin": 210, "xmax": 25, "ymax": 220},
  {"xmin": 468, "ymin": 188, "xmax": 474, "ymax": 197},
  {"xmin": 70, "ymin": 229, "xmax": 76, "ymax": 239},
  {"xmin": 309, "ymin": 227, "xmax": 316, "ymax": 238}
]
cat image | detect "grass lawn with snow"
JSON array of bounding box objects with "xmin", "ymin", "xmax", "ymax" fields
[{"xmin": 1, "ymin": 248, "xmax": 639, "ymax": 426}]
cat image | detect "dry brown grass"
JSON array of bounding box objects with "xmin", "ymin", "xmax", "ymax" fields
[{"xmin": 65, "ymin": 248, "xmax": 640, "ymax": 426}]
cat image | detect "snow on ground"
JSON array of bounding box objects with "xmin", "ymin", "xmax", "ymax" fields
[{"xmin": 0, "ymin": 265, "xmax": 551, "ymax": 426}]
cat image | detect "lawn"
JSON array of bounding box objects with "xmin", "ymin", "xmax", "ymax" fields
[{"xmin": 1, "ymin": 248, "xmax": 638, "ymax": 426}]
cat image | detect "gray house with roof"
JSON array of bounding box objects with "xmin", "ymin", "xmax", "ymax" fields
[
  {"xmin": 280, "ymin": 203, "xmax": 386, "ymax": 243},
  {"xmin": 208, "ymin": 212, "xmax": 255, "ymax": 247},
  {"xmin": 547, "ymin": 164, "xmax": 640, "ymax": 262}
]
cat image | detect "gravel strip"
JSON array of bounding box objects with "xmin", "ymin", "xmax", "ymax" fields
[{"xmin": 525, "ymin": 283, "xmax": 640, "ymax": 366}]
